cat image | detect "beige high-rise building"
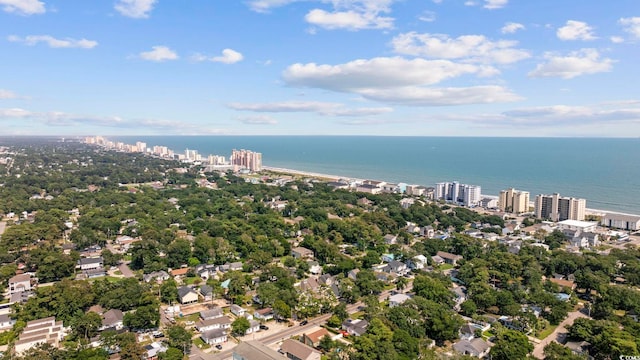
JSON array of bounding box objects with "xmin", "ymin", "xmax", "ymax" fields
[
  {"xmin": 498, "ymin": 188, "xmax": 530, "ymax": 214},
  {"xmin": 534, "ymin": 193, "xmax": 586, "ymax": 221}
]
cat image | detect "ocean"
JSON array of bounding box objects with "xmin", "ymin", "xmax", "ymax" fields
[{"xmin": 112, "ymin": 136, "xmax": 640, "ymax": 215}]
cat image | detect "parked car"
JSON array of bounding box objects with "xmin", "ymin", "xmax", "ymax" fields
[
  {"xmin": 300, "ymin": 320, "xmax": 308, "ymax": 326},
  {"xmin": 259, "ymin": 324, "xmax": 269, "ymax": 330},
  {"xmin": 216, "ymin": 344, "xmax": 222, "ymax": 350}
]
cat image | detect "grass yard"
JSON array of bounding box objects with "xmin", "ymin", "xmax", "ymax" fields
[{"xmin": 536, "ymin": 324, "xmax": 558, "ymax": 340}]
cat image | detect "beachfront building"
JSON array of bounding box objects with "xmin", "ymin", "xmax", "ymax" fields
[
  {"xmin": 435, "ymin": 181, "xmax": 481, "ymax": 207},
  {"xmin": 601, "ymin": 213, "xmax": 640, "ymax": 231},
  {"xmin": 534, "ymin": 193, "xmax": 586, "ymax": 222},
  {"xmin": 231, "ymin": 149, "xmax": 262, "ymax": 172},
  {"xmin": 498, "ymin": 188, "xmax": 530, "ymax": 214}
]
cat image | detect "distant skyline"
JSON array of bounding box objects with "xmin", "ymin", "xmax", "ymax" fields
[{"xmin": 1, "ymin": 0, "xmax": 639, "ymax": 137}]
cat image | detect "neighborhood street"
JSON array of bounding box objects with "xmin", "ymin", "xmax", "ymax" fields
[{"xmin": 532, "ymin": 308, "xmax": 589, "ymax": 359}]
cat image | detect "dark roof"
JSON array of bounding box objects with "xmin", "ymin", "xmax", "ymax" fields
[{"xmin": 177, "ymin": 286, "xmax": 196, "ymax": 298}]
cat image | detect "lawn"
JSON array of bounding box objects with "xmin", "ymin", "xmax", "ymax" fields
[
  {"xmin": 536, "ymin": 324, "xmax": 558, "ymax": 340},
  {"xmin": 193, "ymin": 337, "xmax": 211, "ymax": 349}
]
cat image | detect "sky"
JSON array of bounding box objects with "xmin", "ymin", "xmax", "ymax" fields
[{"xmin": 1, "ymin": 0, "xmax": 639, "ymax": 137}]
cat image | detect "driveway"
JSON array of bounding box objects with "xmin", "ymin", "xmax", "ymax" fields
[
  {"xmin": 118, "ymin": 261, "xmax": 136, "ymax": 278},
  {"xmin": 532, "ymin": 308, "xmax": 589, "ymax": 359}
]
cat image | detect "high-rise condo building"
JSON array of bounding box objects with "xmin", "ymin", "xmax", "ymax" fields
[
  {"xmin": 231, "ymin": 149, "xmax": 262, "ymax": 172},
  {"xmin": 435, "ymin": 181, "xmax": 481, "ymax": 207},
  {"xmin": 498, "ymin": 188, "xmax": 530, "ymax": 214},
  {"xmin": 534, "ymin": 193, "xmax": 586, "ymax": 221}
]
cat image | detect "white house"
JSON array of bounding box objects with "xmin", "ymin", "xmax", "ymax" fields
[
  {"xmin": 201, "ymin": 328, "xmax": 227, "ymax": 345},
  {"xmin": 178, "ymin": 287, "xmax": 198, "ymax": 305},
  {"xmin": 389, "ymin": 293, "xmax": 411, "ymax": 307},
  {"xmin": 77, "ymin": 257, "xmax": 103, "ymax": 271},
  {"xmin": 8, "ymin": 274, "xmax": 32, "ymax": 294},
  {"xmin": 230, "ymin": 305, "xmax": 247, "ymax": 317}
]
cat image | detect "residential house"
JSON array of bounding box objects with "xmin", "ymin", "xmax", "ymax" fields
[
  {"xmin": 307, "ymin": 261, "xmax": 322, "ymax": 275},
  {"xmin": 201, "ymin": 328, "xmax": 228, "ymax": 345},
  {"xmin": 291, "ymin": 247, "xmax": 314, "ymax": 259},
  {"xmin": 409, "ymin": 255, "xmax": 428, "ymax": 270},
  {"xmin": 389, "ymin": 293, "xmax": 411, "ymax": 307},
  {"xmin": 399, "ymin": 198, "xmax": 415, "ymax": 209},
  {"xmin": 200, "ymin": 285, "xmax": 213, "ymax": 301},
  {"xmin": 245, "ymin": 319, "xmax": 261, "ymax": 335},
  {"xmin": 8, "ymin": 274, "xmax": 32, "ymax": 294},
  {"xmin": 453, "ymin": 338, "xmax": 491, "ymax": 358},
  {"xmin": 14, "ymin": 317, "xmax": 69, "ymax": 355},
  {"xmin": 280, "ymin": 339, "xmax": 322, "ymax": 360},
  {"xmin": 200, "ymin": 307, "xmax": 224, "ymax": 321},
  {"xmin": 178, "ymin": 286, "xmax": 198, "ymax": 305},
  {"xmin": 0, "ymin": 314, "xmax": 16, "ymax": 331},
  {"xmin": 302, "ymin": 328, "xmax": 332, "ymax": 348},
  {"xmin": 144, "ymin": 342, "xmax": 168, "ymax": 360},
  {"xmin": 452, "ymin": 286, "xmax": 467, "ymax": 311},
  {"xmin": 143, "ymin": 270, "xmax": 170, "ymax": 283},
  {"xmin": 342, "ymin": 319, "xmax": 369, "ymax": 337},
  {"xmin": 233, "ymin": 340, "xmax": 285, "ymax": 360},
  {"xmin": 548, "ymin": 277, "xmax": 577, "ymax": 292},
  {"xmin": 196, "ymin": 316, "xmax": 232, "ymax": 332},
  {"xmin": 100, "ymin": 309, "xmax": 124, "ymax": 331},
  {"xmin": 383, "ymin": 260, "xmax": 408, "ymax": 276},
  {"xmin": 459, "ymin": 323, "xmax": 477, "ymax": 341},
  {"xmin": 565, "ymin": 341, "xmax": 592, "ymax": 357},
  {"xmin": 230, "ymin": 305, "xmax": 247, "ymax": 317},
  {"xmin": 77, "ymin": 257, "xmax": 103, "ymax": 271},
  {"xmin": 436, "ymin": 251, "xmax": 463, "ymax": 266},
  {"xmin": 431, "ymin": 254, "xmax": 445, "ymax": 265},
  {"xmin": 227, "ymin": 262, "xmax": 243, "ymax": 271},
  {"xmin": 254, "ymin": 308, "xmax": 275, "ymax": 321},
  {"xmin": 423, "ymin": 225, "xmax": 436, "ymax": 238},
  {"xmin": 170, "ymin": 268, "xmax": 190, "ymax": 278},
  {"xmin": 347, "ymin": 269, "xmax": 360, "ymax": 281},
  {"xmin": 383, "ymin": 234, "xmax": 398, "ymax": 245},
  {"xmin": 355, "ymin": 184, "xmax": 382, "ymax": 194}
]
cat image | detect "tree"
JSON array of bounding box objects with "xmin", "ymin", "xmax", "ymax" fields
[
  {"xmin": 73, "ymin": 311, "xmax": 102, "ymax": 341},
  {"xmin": 160, "ymin": 279, "xmax": 179, "ymax": 304},
  {"xmin": 489, "ymin": 329, "xmax": 533, "ymax": 360},
  {"xmin": 232, "ymin": 317, "xmax": 250, "ymax": 336},
  {"xmin": 159, "ymin": 348, "xmax": 184, "ymax": 360},
  {"xmin": 167, "ymin": 325, "xmax": 192, "ymax": 354},
  {"xmin": 319, "ymin": 335, "xmax": 335, "ymax": 352},
  {"xmin": 123, "ymin": 304, "xmax": 159, "ymax": 330},
  {"xmin": 273, "ymin": 299, "xmax": 291, "ymax": 320},
  {"xmin": 543, "ymin": 342, "xmax": 585, "ymax": 360}
]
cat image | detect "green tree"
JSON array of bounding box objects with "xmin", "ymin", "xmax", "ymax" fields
[
  {"xmin": 159, "ymin": 348, "xmax": 184, "ymax": 360},
  {"xmin": 543, "ymin": 342, "xmax": 585, "ymax": 360},
  {"xmin": 490, "ymin": 329, "xmax": 533, "ymax": 360},
  {"xmin": 232, "ymin": 317, "xmax": 250, "ymax": 336},
  {"xmin": 73, "ymin": 311, "xmax": 103, "ymax": 341},
  {"xmin": 123, "ymin": 304, "xmax": 159, "ymax": 330},
  {"xmin": 273, "ymin": 300, "xmax": 291, "ymax": 320},
  {"xmin": 167, "ymin": 325, "xmax": 192, "ymax": 353}
]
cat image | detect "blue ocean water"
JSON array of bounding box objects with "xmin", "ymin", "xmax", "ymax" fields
[{"xmin": 113, "ymin": 136, "xmax": 640, "ymax": 215}]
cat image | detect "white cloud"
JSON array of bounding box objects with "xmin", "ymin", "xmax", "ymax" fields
[
  {"xmin": 283, "ymin": 57, "xmax": 489, "ymax": 91},
  {"xmin": 139, "ymin": 46, "xmax": 178, "ymax": 62},
  {"xmin": 0, "ymin": 0, "xmax": 44, "ymax": 15},
  {"xmin": 501, "ymin": 104, "xmax": 640, "ymax": 125},
  {"xmin": 115, "ymin": 0, "xmax": 156, "ymax": 18},
  {"xmin": 528, "ymin": 49, "xmax": 613, "ymax": 79},
  {"xmin": 307, "ymin": 0, "xmax": 397, "ymax": 31},
  {"xmin": 8, "ymin": 35, "xmax": 98, "ymax": 49},
  {"xmin": 0, "ymin": 108, "xmax": 31, "ymax": 118},
  {"xmin": 228, "ymin": 101, "xmax": 393, "ymax": 116},
  {"xmin": 484, "ymin": 0, "xmax": 507, "ymax": 9},
  {"xmin": 0, "ymin": 89, "xmax": 18, "ymax": 99},
  {"xmin": 418, "ymin": 10, "xmax": 436, "ymax": 22},
  {"xmin": 557, "ymin": 20, "xmax": 597, "ymax": 41},
  {"xmin": 305, "ymin": 8, "xmax": 392, "ymax": 30},
  {"xmin": 213, "ymin": 49, "xmax": 244, "ymax": 64},
  {"xmin": 619, "ymin": 17, "xmax": 640, "ymax": 39},
  {"xmin": 235, "ymin": 115, "xmax": 278, "ymax": 125},
  {"xmin": 192, "ymin": 49, "xmax": 244, "ymax": 64},
  {"xmin": 610, "ymin": 36, "xmax": 624, "ymax": 44},
  {"xmin": 247, "ymin": 0, "xmax": 298, "ymax": 13},
  {"xmin": 356, "ymin": 85, "xmax": 521, "ymax": 105},
  {"xmin": 282, "ymin": 57, "xmax": 520, "ymax": 106},
  {"xmin": 501, "ymin": 22, "xmax": 524, "ymax": 34},
  {"xmin": 391, "ymin": 32, "xmax": 530, "ymax": 64}
]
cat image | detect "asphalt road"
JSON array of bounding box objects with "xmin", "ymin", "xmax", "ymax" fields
[{"xmin": 531, "ymin": 308, "xmax": 589, "ymax": 359}]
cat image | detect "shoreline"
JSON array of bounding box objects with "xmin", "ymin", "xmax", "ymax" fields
[{"xmin": 262, "ymin": 166, "xmax": 639, "ymax": 218}]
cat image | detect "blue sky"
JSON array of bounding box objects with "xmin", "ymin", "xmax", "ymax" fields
[{"xmin": 1, "ymin": 0, "xmax": 639, "ymax": 136}]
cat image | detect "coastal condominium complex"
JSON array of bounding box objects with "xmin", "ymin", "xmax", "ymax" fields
[
  {"xmin": 498, "ymin": 188, "xmax": 530, "ymax": 214},
  {"xmin": 435, "ymin": 181, "xmax": 481, "ymax": 207},
  {"xmin": 534, "ymin": 193, "xmax": 586, "ymax": 221},
  {"xmin": 231, "ymin": 149, "xmax": 262, "ymax": 172}
]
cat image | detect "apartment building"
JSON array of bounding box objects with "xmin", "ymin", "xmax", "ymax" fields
[
  {"xmin": 534, "ymin": 193, "xmax": 586, "ymax": 221},
  {"xmin": 498, "ymin": 188, "xmax": 530, "ymax": 214}
]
